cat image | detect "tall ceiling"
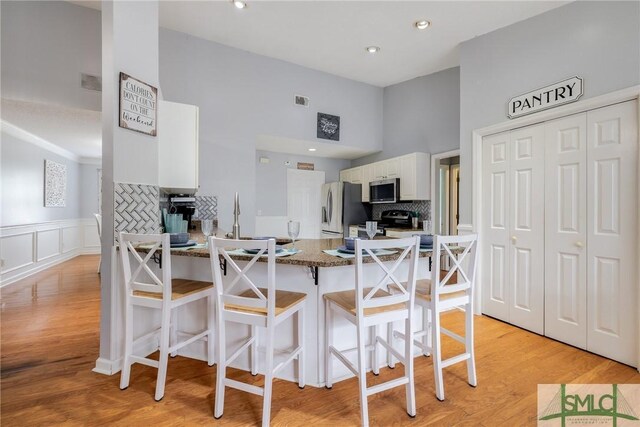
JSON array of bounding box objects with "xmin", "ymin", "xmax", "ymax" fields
[{"xmin": 74, "ymin": 0, "xmax": 567, "ymax": 87}]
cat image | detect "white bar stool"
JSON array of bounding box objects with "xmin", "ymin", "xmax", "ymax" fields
[
  {"xmin": 390, "ymin": 234, "xmax": 478, "ymax": 401},
  {"xmin": 118, "ymin": 233, "xmax": 215, "ymax": 401},
  {"xmin": 209, "ymin": 236, "xmax": 306, "ymax": 426},
  {"xmin": 323, "ymin": 236, "xmax": 420, "ymax": 427}
]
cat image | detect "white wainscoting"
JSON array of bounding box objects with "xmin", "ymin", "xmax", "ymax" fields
[{"xmin": 0, "ymin": 218, "xmax": 101, "ymax": 287}]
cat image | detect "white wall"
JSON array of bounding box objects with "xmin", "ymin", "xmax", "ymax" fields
[
  {"xmin": 1, "ymin": 130, "xmax": 81, "ymax": 226},
  {"xmin": 353, "ymin": 67, "xmax": 460, "ymax": 166},
  {"xmin": 458, "ymin": 0, "xmax": 640, "ymax": 224},
  {"xmin": 159, "ymin": 29, "xmax": 384, "ymax": 233},
  {"xmin": 0, "ymin": 1, "xmax": 101, "ymax": 112},
  {"xmin": 255, "ymin": 150, "xmax": 350, "ymax": 217}
]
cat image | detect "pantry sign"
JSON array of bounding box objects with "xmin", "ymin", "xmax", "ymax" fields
[
  {"xmin": 119, "ymin": 72, "xmax": 157, "ymax": 136},
  {"xmin": 508, "ymin": 76, "xmax": 583, "ymax": 119}
]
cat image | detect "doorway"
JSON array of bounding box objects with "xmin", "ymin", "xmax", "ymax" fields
[
  {"xmin": 431, "ymin": 150, "xmax": 460, "ymax": 236},
  {"xmin": 287, "ymin": 169, "xmax": 325, "ymax": 239}
]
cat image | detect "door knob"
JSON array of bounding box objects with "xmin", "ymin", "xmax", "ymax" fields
[
  {"xmin": 511, "ymin": 236, "xmax": 517, "ymax": 243},
  {"xmin": 575, "ymin": 241, "xmax": 584, "ymax": 248}
]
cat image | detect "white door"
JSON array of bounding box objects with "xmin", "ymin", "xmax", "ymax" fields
[
  {"xmin": 450, "ymin": 164, "xmax": 460, "ymax": 235},
  {"xmin": 482, "ymin": 131, "xmax": 511, "ymax": 322},
  {"xmin": 287, "ymin": 169, "xmax": 325, "ymax": 239},
  {"xmin": 508, "ymin": 125, "xmax": 545, "ymax": 334},
  {"xmin": 545, "ymin": 113, "xmax": 588, "ymax": 348},
  {"xmin": 482, "ymin": 125, "xmax": 545, "ymax": 333},
  {"xmin": 586, "ymin": 101, "xmax": 638, "ymax": 366},
  {"xmin": 439, "ymin": 164, "xmax": 450, "ymax": 235}
]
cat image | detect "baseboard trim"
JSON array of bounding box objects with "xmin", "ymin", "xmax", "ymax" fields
[{"xmin": 93, "ymin": 337, "xmax": 158, "ymax": 376}]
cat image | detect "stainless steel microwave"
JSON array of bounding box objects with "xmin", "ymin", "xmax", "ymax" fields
[{"xmin": 369, "ymin": 178, "xmax": 400, "ymax": 204}]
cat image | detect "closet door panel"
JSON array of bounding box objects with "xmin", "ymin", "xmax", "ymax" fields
[
  {"xmin": 508, "ymin": 125, "xmax": 545, "ymax": 334},
  {"xmin": 544, "ymin": 113, "xmax": 587, "ymax": 348},
  {"xmin": 481, "ymin": 132, "xmax": 511, "ymax": 321},
  {"xmin": 586, "ymin": 100, "xmax": 638, "ymax": 366}
]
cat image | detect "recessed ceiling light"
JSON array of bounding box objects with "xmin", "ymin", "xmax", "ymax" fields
[
  {"xmin": 233, "ymin": 1, "xmax": 247, "ymax": 9},
  {"xmin": 308, "ymin": 148, "xmax": 317, "ymax": 152},
  {"xmin": 365, "ymin": 46, "xmax": 380, "ymax": 54},
  {"xmin": 415, "ymin": 20, "xmax": 431, "ymax": 30}
]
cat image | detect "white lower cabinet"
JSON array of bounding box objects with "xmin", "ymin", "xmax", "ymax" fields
[{"xmin": 481, "ymin": 100, "xmax": 638, "ymax": 366}]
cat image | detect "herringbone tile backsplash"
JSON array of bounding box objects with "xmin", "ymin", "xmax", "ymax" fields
[
  {"xmin": 113, "ymin": 182, "xmax": 160, "ymax": 243},
  {"xmin": 194, "ymin": 195, "xmax": 218, "ymax": 220}
]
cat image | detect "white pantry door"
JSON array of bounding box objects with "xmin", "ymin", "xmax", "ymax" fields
[
  {"xmin": 481, "ymin": 131, "xmax": 511, "ymax": 322},
  {"xmin": 287, "ymin": 169, "xmax": 325, "ymax": 239},
  {"xmin": 586, "ymin": 101, "xmax": 638, "ymax": 366},
  {"xmin": 482, "ymin": 125, "xmax": 545, "ymax": 334},
  {"xmin": 544, "ymin": 113, "xmax": 588, "ymax": 348},
  {"xmin": 508, "ymin": 125, "xmax": 545, "ymax": 334}
]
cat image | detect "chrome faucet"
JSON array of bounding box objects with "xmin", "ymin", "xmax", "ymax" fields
[{"xmin": 232, "ymin": 192, "xmax": 240, "ymax": 239}]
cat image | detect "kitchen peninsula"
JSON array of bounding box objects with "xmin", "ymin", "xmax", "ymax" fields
[{"xmin": 132, "ymin": 236, "xmax": 438, "ymax": 388}]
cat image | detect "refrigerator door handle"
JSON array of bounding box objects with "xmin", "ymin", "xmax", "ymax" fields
[
  {"xmin": 322, "ymin": 206, "xmax": 327, "ymax": 223},
  {"xmin": 327, "ymin": 190, "xmax": 333, "ymax": 225}
]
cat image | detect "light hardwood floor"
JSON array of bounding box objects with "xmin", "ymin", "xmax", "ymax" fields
[{"xmin": 1, "ymin": 255, "xmax": 638, "ymax": 426}]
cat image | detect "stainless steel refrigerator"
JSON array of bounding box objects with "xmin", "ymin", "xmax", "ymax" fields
[{"xmin": 321, "ymin": 182, "xmax": 371, "ymax": 238}]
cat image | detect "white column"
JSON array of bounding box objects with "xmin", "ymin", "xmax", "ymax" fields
[{"xmin": 96, "ymin": 0, "xmax": 159, "ymax": 374}]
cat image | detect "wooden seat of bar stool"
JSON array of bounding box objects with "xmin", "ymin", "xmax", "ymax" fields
[
  {"xmin": 324, "ymin": 236, "xmax": 421, "ymax": 427},
  {"xmin": 225, "ymin": 288, "xmax": 306, "ymax": 316},
  {"xmin": 118, "ymin": 233, "xmax": 215, "ymax": 402},
  {"xmin": 389, "ymin": 234, "xmax": 479, "ymax": 402},
  {"xmin": 133, "ymin": 278, "xmax": 213, "ymax": 300},
  {"xmin": 324, "ymin": 288, "xmax": 407, "ymax": 316},
  {"xmin": 209, "ymin": 236, "xmax": 306, "ymax": 426},
  {"xmin": 389, "ymin": 279, "xmax": 467, "ymax": 302}
]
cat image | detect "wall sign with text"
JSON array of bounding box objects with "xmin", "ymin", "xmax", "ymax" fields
[
  {"xmin": 317, "ymin": 113, "xmax": 340, "ymax": 141},
  {"xmin": 508, "ymin": 76, "xmax": 583, "ymax": 119},
  {"xmin": 119, "ymin": 72, "xmax": 157, "ymax": 136}
]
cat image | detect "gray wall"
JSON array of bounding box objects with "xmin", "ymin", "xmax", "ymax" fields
[
  {"xmin": 80, "ymin": 164, "xmax": 101, "ymax": 217},
  {"xmin": 353, "ymin": 67, "xmax": 460, "ymax": 166},
  {"xmin": 0, "ymin": 1, "xmax": 101, "ymax": 111},
  {"xmin": 1, "ymin": 131, "xmax": 81, "ymax": 226},
  {"xmin": 458, "ymin": 0, "xmax": 640, "ymax": 224},
  {"xmin": 255, "ymin": 150, "xmax": 350, "ymax": 216},
  {"xmin": 159, "ymin": 29, "xmax": 383, "ymax": 233}
]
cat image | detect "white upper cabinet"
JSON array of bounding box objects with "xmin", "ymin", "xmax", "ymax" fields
[
  {"xmin": 361, "ymin": 164, "xmax": 374, "ymax": 202},
  {"xmin": 158, "ymin": 100, "xmax": 199, "ymax": 193},
  {"xmin": 340, "ymin": 167, "xmax": 362, "ymax": 184},
  {"xmin": 340, "ymin": 152, "xmax": 430, "ymax": 202}
]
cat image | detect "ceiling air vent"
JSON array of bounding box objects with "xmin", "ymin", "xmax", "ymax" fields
[
  {"xmin": 81, "ymin": 73, "xmax": 102, "ymax": 92},
  {"xmin": 294, "ymin": 94, "xmax": 309, "ymax": 108}
]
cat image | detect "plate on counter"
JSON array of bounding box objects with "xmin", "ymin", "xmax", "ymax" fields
[
  {"xmin": 171, "ymin": 240, "xmax": 197, "ymax": 248},
  {"xmin": 336, "ymin": 246, "xmax": 378, "ymax": 255},
  {"xmin": 243, "ymin": 246, "xmax": 285, "ymax": 255}
]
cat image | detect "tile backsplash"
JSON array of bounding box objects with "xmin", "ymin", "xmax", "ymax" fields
[
  {"xmin": 113, "ymin": 182, "xmax": 160, "ymax": 243},
  {"xmin": 194, "ymin": 195, "xmax": 218, "ymax": 220},
  {"xmin": 372, "ymin": 200, "xmax": 431, "ymax": 220}
]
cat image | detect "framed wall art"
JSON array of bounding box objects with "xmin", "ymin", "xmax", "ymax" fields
[
  {"xmin": 119, "ymin": 72, "xmax": 157, "ymax": 136},
  {"xmin": 317, "ymin": 112, "xmax": 340, "ymax": 141},
  {"xmin": 44, "ymin": 159, "xmax": 67, "ymax": 207}
]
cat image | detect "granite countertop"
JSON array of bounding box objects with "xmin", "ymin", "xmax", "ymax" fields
[{"xmin": 146, "ymin": 232, "xmax": 439, "ymax": 268}]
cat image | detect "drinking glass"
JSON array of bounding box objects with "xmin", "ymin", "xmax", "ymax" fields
[
  {"xmin": 423, "ymin": 220, "xmax": 433, "ymax": 234},
  {"xmin": 201, "ymin": 219, "xmax": 214, "ymax": 247},
  {"xmin": 288, "ymin": 220, "xmax": 300, "ymax": 250},
  {"xmin": 365, "ymin": 221, "xmax": 378, "ymax": 240}
]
